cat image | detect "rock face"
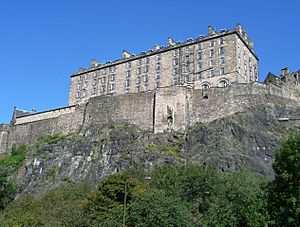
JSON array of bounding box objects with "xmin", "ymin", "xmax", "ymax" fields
[{"xmin": 17, "ymin": 103, "xmax": 300, "ymax": 194}]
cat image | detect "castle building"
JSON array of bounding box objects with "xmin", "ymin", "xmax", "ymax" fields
[{"xmin": 68, "ymin": 24, "xmax": 259, "ymax": 106}]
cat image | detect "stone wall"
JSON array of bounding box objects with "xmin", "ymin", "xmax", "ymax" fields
[
  {"xmin": 83, "ymin": 91, "xmax": 155, "ymax": 131},
  {"xmin": 4, "ymin": 82, "xmax": 300, "ymax": 150},
  {"xmin": 0, "ymin": 124, "xmax": 9, "ymax": 153},
  {"xmin": 7, "ymin": 105, "xmax": 85, "ymax": 149}
]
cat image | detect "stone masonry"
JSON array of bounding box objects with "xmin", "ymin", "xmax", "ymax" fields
[{"xmin": 0, "ymin": 24, "xmax": 299, "ymax": 154}]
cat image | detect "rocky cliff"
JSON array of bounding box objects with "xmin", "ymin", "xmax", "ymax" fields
[{"xmin": 14, "ymin": 102, "xmax": 300, "ymax": 195}]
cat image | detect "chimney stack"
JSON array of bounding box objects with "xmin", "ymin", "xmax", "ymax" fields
[{"xmin": 281, "ymin": 67, "xmax": 289, "ymax": 77}]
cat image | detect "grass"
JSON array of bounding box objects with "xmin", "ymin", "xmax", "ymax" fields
[{"xmin": 146, "ymin": 144, "xmax": 181, "ymax": 157}]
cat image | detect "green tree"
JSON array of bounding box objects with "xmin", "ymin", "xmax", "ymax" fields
[
  {"xmin": 0, "ymin": 167, "xmax": 16, "ymax": 209},
  {"xmin": 268, "ymin": 134, "xmax": 300, "ymax": 226},
  {"xmin": 127, "ymin": 188, "xmax": 194, "ymax": 227}
]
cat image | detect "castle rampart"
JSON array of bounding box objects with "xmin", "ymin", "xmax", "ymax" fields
[{"xmin": 1, "ymin": 82, "xmax": 298, "ymax": 153}]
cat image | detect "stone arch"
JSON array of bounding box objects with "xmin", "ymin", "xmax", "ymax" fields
[
  {"xmin": 217, "ymin": 79, "xmax": 229, "ymax": 88},
  {"xmin": 200, "ymin": 82, "xmax": 211, "ymax": 90}
]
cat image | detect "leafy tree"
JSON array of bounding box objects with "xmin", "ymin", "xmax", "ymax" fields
[
  {"xmin": 268, "ymin": 134, "xmax": 300, "ymax": 226},
  {"xmin": 0, "ymin": 167, "xmax": 16, "ymax": 209},
  {"xmin": 200, "ymin": 169, "xmax": 269, "ymax": 226},
  {"xmin": 127, "ymin": 188, "xmax": 195, "ymax": 227}
]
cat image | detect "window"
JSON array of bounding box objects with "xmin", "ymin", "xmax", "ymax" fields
[
  {"xmin": 244, "ymin": 64, "xmax": 247, "ymax": 71},
  {"xmin": 84, "ymin": 75, "xmax": 88, "ymax": 80},
  {"xmin": 185, "ymin": 47, "xmax": 189, "ymax": 54},
  {"xmin": 76, "ymin": 92, "xmax": 80, "ymax": 99},
  {"xmin": 197, "ymin": 62, "xmax": 202, "ymax": 71},
  {"xmin": 209, "ymin": 70, "xmax": 215, "ymax": 77},
  {"xmin": 111, "ymin": 74, "xmax": 115, "ymax": 81},
  {"xmin": 144, "ymin": 57, "xmax": 149, "ymax": 64},
  {"xmin": 126, "ymin": 62, "xmax": 131, "ymax": 69},
  {"xmin": 219, "ymin": 47, "xmax": 224, "ymax": 55},
  {"xmin": 144, "ymin": 75, "xmax": 149, "ymax": 83},
  {"xmin": 136, "ymin": 67, "xmax": 141, "ymax": 74},
  {"xmin": 136, "ymin": 86, "xmax": 140, "ymax": 93},
  {"xmin": 137, "ymin": 59, "xmax": 142, "ymax": 66},
  {"xmin": 111, "ymin": 83, "xmax": 115, "ymax": 91},
  {"xmin": 243, "ymin": 52, "xmax": 247, "ymax": 60},
  {"xmin": 197, "ymin": 43, "xmax": 202, "ymax": 50},
  {"xmin": 173, "ymin": 58, "xmax": 179, "ymax": 66},
  {"xmin": 220, "ymin": 67, "xmax": 225, "ymax": 75},
  {"xmin": 109, "ymin": 66, "xmax": 115, "ymax": 73},
  {"xmin": 136, "ymin": 76, "xmax": 141, "ymax": 84},
  {"xmin": 156, "ymin": 72, "xmax": 160, "ymax": 80},
  {"xmin": 220, "ymin": 57, "xmax": 225, "ymax": 64},
  {"xmin": 185, "ymin": 74, "xmax": 190, "ymax": 83},
  {"xmin": 219, "ymin": 37, "xmax": 224, "ymax": 45},
  {"xmin": 101, "ymin": 85, "xmax": 106, "ymax": 93},
  {"xmin": 209, "ymin": 49, "xmax": 214, "ymax": 57},
  {"xmin": 101, "ymin": 77, "xmax": 106, "ymax": 84},
  {"xmin": 126, "ymin": 79, "xmax": 130, "ymax": 87},
  {"xmin": 156, "ymin": 54, "xmax": 161, "ymax": 61},
  {"xmin": 201, "ymin": 83, "xmax": 210, "ymax": 89},
  {"xmin": 93, "ymin": 87, "xmax": 96, "ymax": 95},
  {"xmin": 126, "ymin": 70, "xmax": 131, "ymax": 78},
  {"xmin": 156, "ymin": 63, "xmax": 161, "ymax": 70},
  {"xmin": 249, "ymin": 58, "xmax": 252, "ymax": 66},
  {"xmin": 210, "ymin": 40, "xmax": 215, "ymax": 47},
  {"xmin": 184, "ymin": 65, "xmax": 189, "ymax": 73},
  {"xmin": 156, "ymin": 81, "xmax": 160, "ymax": 88},
  {"xmin": 174, "ymin": 49, "xmax": 179, "ymax": 56},
  {"xmin": 218, "ymin": 80, "xmax": 229, "ymax": 88},
  {"xmin": 144, "ymin": 84, "xmax": 148, "ymax": 91},
  {"xmin": 209, "ymin": 60, "xmax": 215, "ymax": 67},
  {"xmin": 173, "ymin": 68, "xmax": 179, "ymax": 75},
  {"xmin": 197, "ymin": 52, "xmax": 202, "ymax": 60},
  {"xmin": 197, "ymin": 72, "xmax": 202, "ymax": 80},
  {"xmin": 185, "ymin": 55, "xmax": 189, "ymax": 63},
  {"xmin": 144, "ymin": 65, "xmax": 149, "ymax": 73},
  {"xmin": 82, "ymin": 89, "xmax": 86, "ymax": 97},
  {"xmin": 93, "ymin": 78, "xmax": 97, "ymax": 86},
  {"xmin": 83, "ymin": 82, "xmax": 87, "ymax": 88}
]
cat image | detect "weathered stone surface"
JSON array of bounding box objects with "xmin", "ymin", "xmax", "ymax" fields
[{"xmin": 15, "ymin": 103, "xmax": 300, "ymax": 195}]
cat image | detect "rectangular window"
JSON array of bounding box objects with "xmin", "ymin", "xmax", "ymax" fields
[
  {"xmin": 185, "ymin": 74, "xmax": 190, "ymax": 83},
  {"xmin": 126, "ymin": 79, "xmax": 130, "ymax": 87},
  {"xmin": 84, "ymin": 75, "xmax": 88, "ymax": 80},
  {"xmin": 102, "ymin": 68, "xmax": 107, "ymax": 75},
  {"xmin": 136, "ymin": 67, "xmax": 141, "ymax": 74},
  {"xmin": 244, "ymin": 64, "xmax": 247, "ymax": 71},
  {"xmin": 210, "ymin": 70, "xmax": 215, "ymax": 77},
  {"xmin": 111, "ymin": 83, "xmax": 115, "ymax": 91},
  {"xmin": 219, "ymin": 46, "xmax": 224, "ymax": 55},
  {"xmin": 197, "ymin": 72, "xmax": 202, "ymax": 80},
  {"xmin": 210, "ymin": 40, "xmax": 215, "ymax": 47},
  {"xmin": 144, "ymin": 75, "xmax": 148, "ymax": 83},
  {"xmin": 174, "ymin": 49, "xmax": 179, "ymax": 56},
  {"xmin": 185, "ymin": 55, "xmax": 189, "ymax": 63},
  {"xmin": 156, "ymin": 81, "xmax": 160, "ymax": 88},
  {"xmin": 136, "ymin": 76, "xmax": 141, "ymax": 84},
  {"xmin": 137, "ymin": 59, "xmax": 142, "ymax": 66},
  {"xmin": 101, "ymin": 85, "xmax": 106, "ymax": 93},
  {"xmin": 197, "ymin": 43, "xmax": 202, "ymax": 50},
  {"xmin": 111, "ymin": 74, "xmax": 115, "ymax": 81},
  {"xmin": 184, "ymin": 47, "xmax": 189, "ymax": 54},
  {"xmin": 144, "ymin": 57, "xmax": 149, "ymax": 64},
  {"xmin": 197, "ymin": 52, "xmax": 202, "ymax": 60},
  {"xmin": 156, "ymin": 72, "xmax": 160, "ymax": 80},
  {"xmin": 209, "ymin": 60, "xmax": 215, "ymax": 67},
  {"xmin": 156, "ymin": 54, "xmax": 161, "ymax": 61},
  {"xmin": 136, "ymin": 86, "xmax": 140, "ymax": 93},
  {"xmin": 156, "ymin": 63, "xmax": 160, "ymax": 70},
  {"xmin": 76, "ymin": 92, "xmax": 80, "ymax": 99},
  {"xmin": 220, "ymin": 57, "xmax": 225, "ymax": 64},
  {"xmin": 197, "ymin": 62, "xmax": 202, "ymax": 71},
  {"xmin": 220, "ymin": 67, "xmax": 225, "ymax": 75},
  {"xmin": 209, "ymin": 49, "xmax": 214, "ymax": 57},
  {"xmin": 144, "ymin": 65, "xmax": 149, "ymax": 73},
  {"xmin": 184, "ymin": 65, "xmax": 189, "ymax": 73},
  {"xmin": 173, "ymin": 58, "xmax": 179, "ymax": 66},
  {"xmin": 126, "ymin": 62, "xmax": 131, "ymax": 69},
  {"xmin": 126, "ymin": 70, "xmax": 131, "ymax": 78},
  {"xmin": 219, "ymin": 37, "xmax": 224, "ymax": 45},
  {"xmin": 174, "ymin": 68, "xmax": 179, "ymax": 75}
]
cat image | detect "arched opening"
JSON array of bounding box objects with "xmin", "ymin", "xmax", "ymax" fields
[{"xmin": 218, "ymin": 79, "xmax": 229, "ymax": 88}]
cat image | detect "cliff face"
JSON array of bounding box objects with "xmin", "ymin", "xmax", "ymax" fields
[{"xmin": 16, "ymin": 103, "xmax": 300, "ymax": 194}]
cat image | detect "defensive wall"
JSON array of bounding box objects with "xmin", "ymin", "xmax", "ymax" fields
[{"xmin": 0, "ymin": 82, "xmax": 299, "ymax": 153}]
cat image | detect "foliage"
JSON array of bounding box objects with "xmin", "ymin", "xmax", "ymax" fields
[
  {"xmin": 268, "ymin": 134, "xmax": 300, "ymax": 226},
  {"xmin": 0, "ymin": 167, "xmax": 16, "ymax": 210},
  {"xmin": 127, "ymin": 188, "xmax": 194, "ymax": 227},
  {"xmin": 0, "ymin": 144, "xmax": 26, "ymax": 168},
  {"xmin": 0, "ymin": 182, "xmax": 93, "ymax": 226}
]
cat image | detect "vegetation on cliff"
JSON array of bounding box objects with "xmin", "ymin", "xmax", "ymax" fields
[{"xmin": 0, "ymin": 134, "xmax": 299, "ymax": 226}]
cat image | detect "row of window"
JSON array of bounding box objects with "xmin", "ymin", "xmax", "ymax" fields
[{"xmin": 201, "ymin": 79, "xmax": 229, "ymax": 89}]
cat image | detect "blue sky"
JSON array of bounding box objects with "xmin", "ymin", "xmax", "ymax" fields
[{"xmin": 0, "ymin": 0, "xmax": 299, "ymax": 123}]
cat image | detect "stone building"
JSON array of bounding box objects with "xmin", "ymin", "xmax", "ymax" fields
[
  {"xmin": 264, "ymin": 67, "xmax": 300, "ymax": 87},
  {"xmin": 68, "ymin": 24, "xmax": 259, "ymax": 105}
]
